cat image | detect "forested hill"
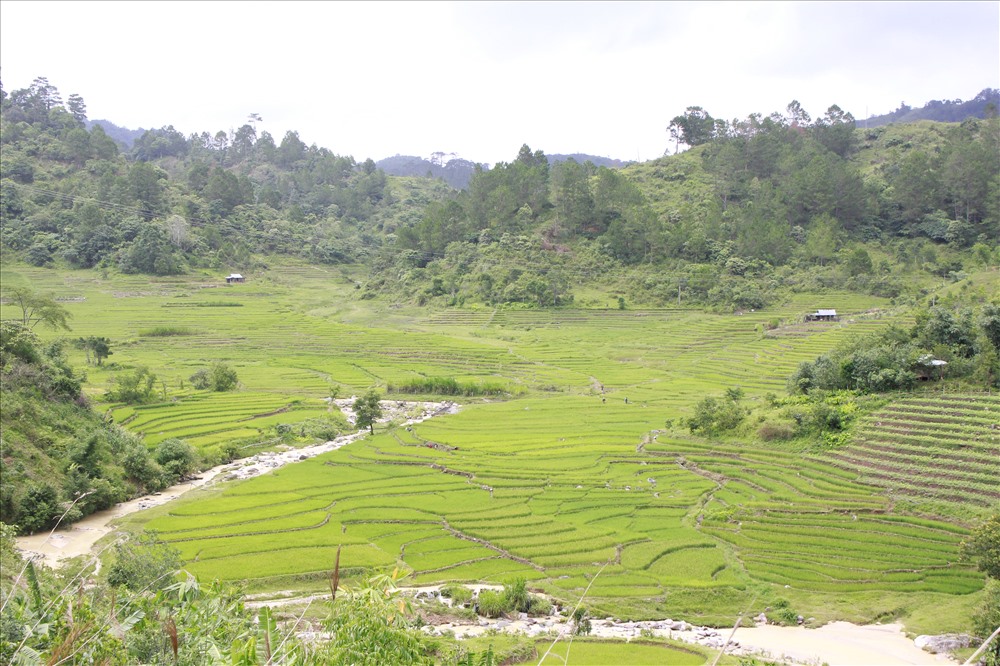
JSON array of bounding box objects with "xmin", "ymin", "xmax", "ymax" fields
[
  {"xmin": 859, "ymin": 88, "xmax": 999, "ymax": 127},
  {"xmin": 1, "ymin": 76, "xmax": 997, "ymax": 314},
  {"xmin": 376, "ymin": 154, "xmax": 482, "ymax": 190},
  {"xmin": 377, "ymin": 153, "xmax": 631, "ymax": 190},
  {"xmin": 84, "ymin": 117, "xmax": 146, "ymax": 150}
]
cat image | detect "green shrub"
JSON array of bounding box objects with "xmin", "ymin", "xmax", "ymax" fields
[
  {"xmin": 121, "ymin": 443, "xmax": 168, "ymax": 491},
  {"xmin": 209, "ymin": 362, "xmax": 239, "ymax": 391},
  {"xmin": 757, "ymin": 421, "xmax": 795, "ymax": 441},
  {"xmin": 154, "ymin": 439, "xmax": 198, "ymax": 481},
  {"xmin": 476, "ymin": 590, "xmax": 507, "ymax": 618},
  {"xmin": 298, "ymin": 416, "xmax": 344, "ymax": 442},
  {"xmin": 139, "ymin": 326, "xmax": 196, "ymax": 337},
  {"xmin": 190, "ymin": 368, "xmax": 211, "ymax": 390},
  {"xmin": 572, "ymin": 606, "xmax": 592, "ymax": 635},
  {"xmin": 320, "ymin": 572, "xmax": 437, "ymax": 665},
  {"xmin": 526, "ymin": 595, "xmax": 552, "ymax": 616},
  {"xmin": 502, "ymin": 577, "xmax": 530, "ymax": 613},
  {"xmin": 107, "ymin": 366, "xmax": 157, "ymax": 404},
  {"xmin": 106, "ymin": 531, "xmax": 181, "ymax": 592},
  {"xmin": 441, "ymin": 584, "xmax": 473, "ymax": 606},
  {"xmin": 389, "ymin": 376, "xmax": 512, "ymax": 397},
  {"xmin": 190, "ymin": 362, "xmax": 239, "ymax": 392},
  {"xmin": 17, "ymin": 482, "xmax": 61, "ymax": 534},
  {"xmin": 688, "ymin": 394, "xmax": 746, "ymax": 435}
]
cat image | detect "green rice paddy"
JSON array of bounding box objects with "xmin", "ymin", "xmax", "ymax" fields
[
  {"xmin": 517, "ymin": 639, "xmax": 708, "ymax": 665},
  {"xmin": 4, "ymin": 261, "xmax": 997, "ymax": 630}
]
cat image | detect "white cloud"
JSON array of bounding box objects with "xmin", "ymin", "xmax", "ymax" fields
[{"xmin": 2, "ymin": 1, "xmax": 997, "ymax": 164}]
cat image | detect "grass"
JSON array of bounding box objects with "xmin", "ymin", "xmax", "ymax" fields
[
  {"xmin": 5, "ymin": 260, "xmax": 998, "ymax": 633},
  {"xmin": 138, "ymin": 325, "xmax": 199, "ymax": 336},
  {"xmin": 518, "ymin": 639, "xmax": 709, "ymax": 665}
]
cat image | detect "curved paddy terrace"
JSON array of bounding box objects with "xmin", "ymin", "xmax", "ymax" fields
[{"xmin": 8, "ymin": 263, "xmax": 996, "ymax": 658}]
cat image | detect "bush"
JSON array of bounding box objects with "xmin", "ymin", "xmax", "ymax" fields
[
  {"xmin": 440, "ymin": 584, "xmax": 473, "ymax": 606},
  {"xmin": 209, "ymin": 362, "xmax": 238, "ymax": 391},
  {"xmin": 190, "ymin": 362, "xmax": 238, "ymax": 392},
  {"xmin": 17, "ymin": 482, "xmax": 61, "ymax": 534},
  {"xmin": 972, "ymin": 580, "xmax": 1000, "ymax": 665},
  {"xmin": 320, "ymin": 572, "xmax": 437, "ymax": 665},
  {"xmin": 502, "ymin": 578, "xmax": 530, "ymax": 613},
  {"xmin": 757, "ymin": 421, "xmax": 795, "ymax": 441},
  {"xmin": 297, "ymin": 416, "xmax": 345, "ymax": 442},
  {"xmin": 769, "ymin": 599, "xmax": 801, "ymax": 626},
  {"xmin": 154, "ymin": 439, "xmax": 197, "ymax": 481},
  {"xmin": 389, "ymin": 376, "xmax": 511, "ymax": 397},
  {"xmin": 475, "ymin": 590, "xmax": 506, "ymax": 618},
  {"xmin": 139, "ymin": 326, "xmax": 196, "ymax": 337},
  {"xmin": 572, "ymin": 607, "xmax": 592, "ymax": 635},
  {"xmin": 526, "ymin": 595, "xmax": 552, "ymax": 616},
  {"xmin": 688, "ymin": 394, "xmax": 746, "ymax": 435},
  {"xmin": 106, "ymin": 531, "xmax": 180, "ymax": 592},
  {"xmin": 189, "ymin": 368, "xmax": 211, "ymax": 390},
  {"xmin": 107, "ymin": 366, "xmax": 157, "ymax": 404},
  {"xmin": 121, "ymin": 443, "xmax": 168, "ymax": 491}
]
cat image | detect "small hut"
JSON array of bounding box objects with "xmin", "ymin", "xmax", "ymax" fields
[
  {"xmin": 805, "ymin": 309, "xmax": 837, "ymax": 322},
  {"xmin": 917, "ymin": 355, "xmax": 948, "ymax": 381},
  {"xmin": 225, "ymin": 273, "xmax": 245, "ymax": 284}
]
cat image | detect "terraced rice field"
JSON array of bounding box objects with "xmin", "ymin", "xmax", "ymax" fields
[
  {"xmin": 518, "ymin": 639, "xmax": 707, "ymax": 665},
  {"xmin": 5, "ymin": 262, "xmax": 996, "ymax": 628},
  {"xmin": 824, "ymin": 394, "xmax": 1000, "ymax": 517},
  {"xmin": 119, "ymin": 392, "xmax": 331, "ymax": 447}
]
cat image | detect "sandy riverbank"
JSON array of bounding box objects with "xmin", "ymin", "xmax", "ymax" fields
[
  {"xmin": 251, "ymin": 585, "xmax": 957, "ymax": 666},
  {"xmin": 730, "ymin": 622, "xmax": 957, "ymax": 665},
  {"xmin": 434, "ymin": 617, "xmax": 956, "ymax": 665}
]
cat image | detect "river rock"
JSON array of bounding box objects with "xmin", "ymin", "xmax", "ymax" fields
[{"xmin": 914, "ymin": 634, "xmax": 973, "ymax": 653}]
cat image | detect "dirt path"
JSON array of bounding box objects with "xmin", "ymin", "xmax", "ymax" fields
[{"xmin": 16, "ymin": 400, "xmax": 459, "ymax": 569}]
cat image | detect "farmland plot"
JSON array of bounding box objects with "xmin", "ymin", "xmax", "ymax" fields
[{"xmin": 6, "ymin": 263, "xmax": 994, "ymax": 628}]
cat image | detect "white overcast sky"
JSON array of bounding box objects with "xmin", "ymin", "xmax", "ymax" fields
[{"xmin": 1, "ymin": 1, "xmax": 997, "ymax": 165}]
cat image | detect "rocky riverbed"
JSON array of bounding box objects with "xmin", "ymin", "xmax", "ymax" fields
[
  {"xmin": 258, "ymin": 584, "xmax": 962, "ymax": 665},
  {"xmin": 398, "ymin": 586, "xmax": 960, "ymax": 665}
]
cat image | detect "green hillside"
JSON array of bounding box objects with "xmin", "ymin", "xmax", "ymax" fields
[{"xmin": 2, "ymin": 79, "xmax": 999, "ymax": 664}]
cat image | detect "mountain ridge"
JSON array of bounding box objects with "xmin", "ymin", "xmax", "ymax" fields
[
  {"xmin": 858, "ymin": 87, "xmax": 998, "ymax": 127},
  {"xmin": 376, "ymin": 152, "xmax": 632, "ymax": 190}
]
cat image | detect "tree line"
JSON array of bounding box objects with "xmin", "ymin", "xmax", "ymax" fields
[{"xmin": 2, "ymin": 78, "xmax": 998, "ymax": 311}]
